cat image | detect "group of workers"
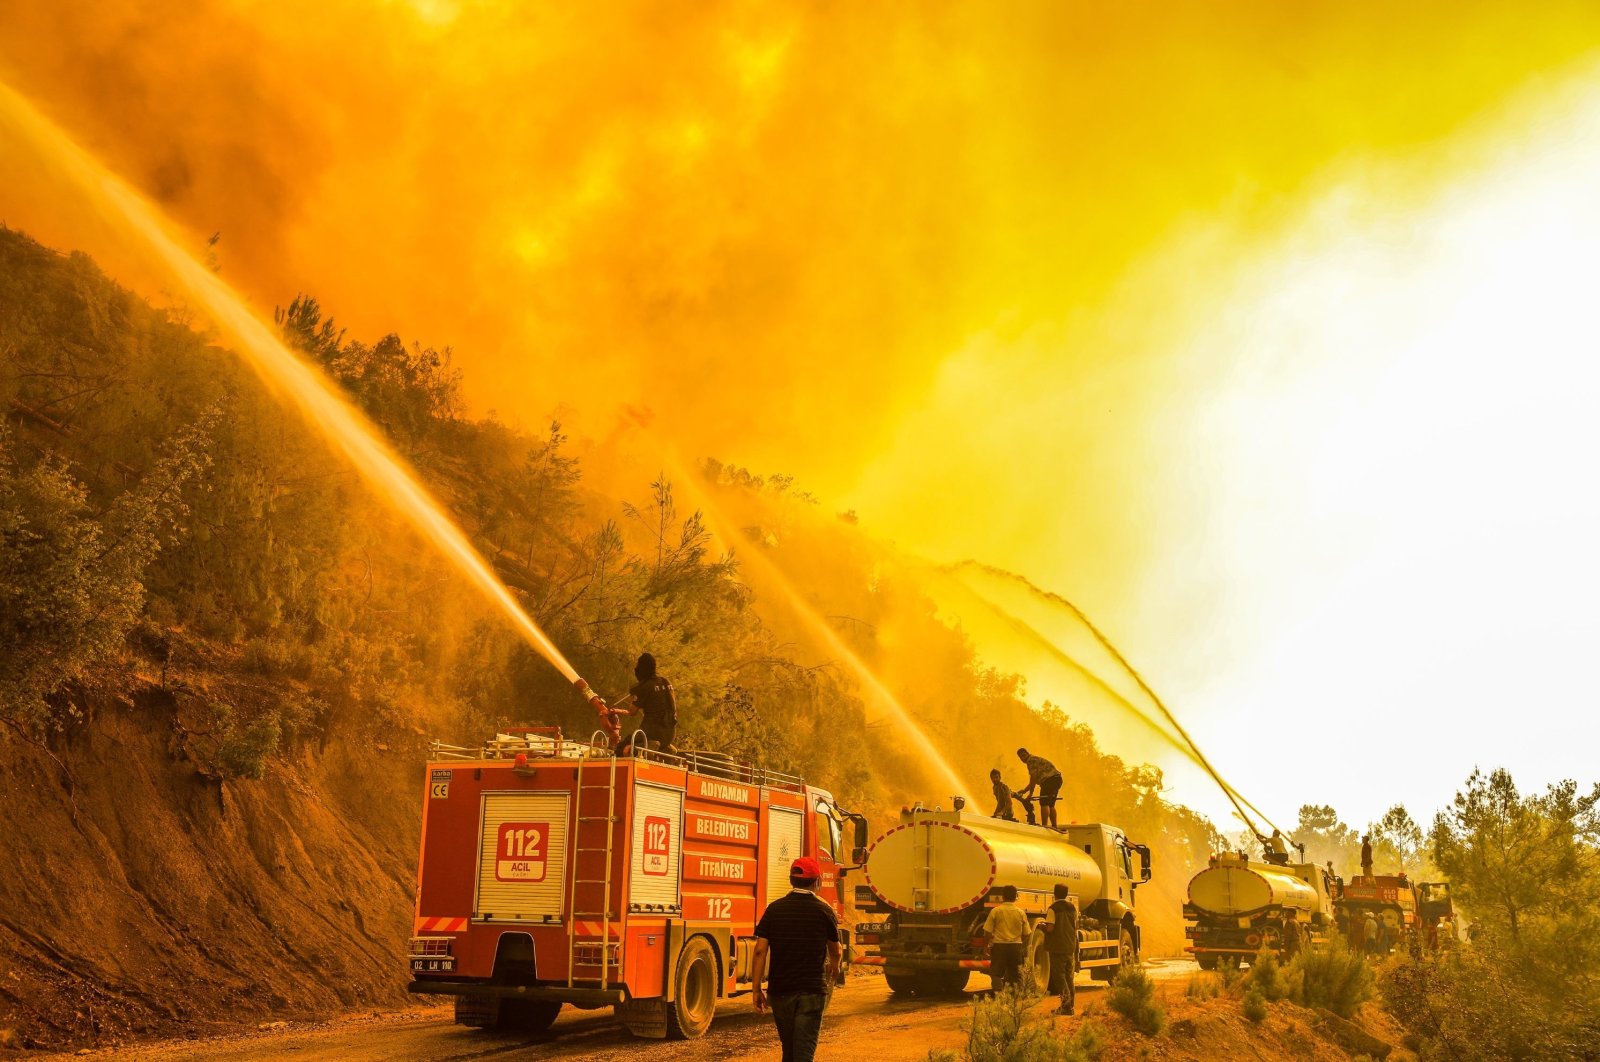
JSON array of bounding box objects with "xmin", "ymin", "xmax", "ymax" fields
[
  {"xmin": 989, "ymin": 748, "xmax": 1065, "ymax": 828},
  {"xmin": 980, "ymin": 883, "xmax": 1078, "ymax": 1015}
]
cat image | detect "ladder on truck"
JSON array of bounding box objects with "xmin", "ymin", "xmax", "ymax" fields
[
  {"xmin": 912, "ymin": 821, "xmax": 936, "ymax": 912},
  {"xmin": 568, "ymin": 735, "xmax": 623, "ymax": 989}
]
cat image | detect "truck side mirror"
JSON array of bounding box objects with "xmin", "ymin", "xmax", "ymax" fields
[
  {"xmin": 1136, "ymin": 843, "xmax": 1153, "ymax": 883},
  {"xmin": 851, "ymin": 847, "xmax": 868, "ymax": 866}
]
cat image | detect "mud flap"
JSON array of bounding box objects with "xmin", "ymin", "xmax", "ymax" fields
[{"xmin": 616, "ymin": 997, "xmax": 668, "ymax": 1038}]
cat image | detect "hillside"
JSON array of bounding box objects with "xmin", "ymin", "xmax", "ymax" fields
[{"xmin": 0, "ymin": 227, "xmax": 1218, "ymax": 1050}]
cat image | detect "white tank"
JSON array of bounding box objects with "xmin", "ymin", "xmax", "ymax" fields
[
  {"xmin": 865, "ymin": 811, "xmax": 1103, "ymax": 914},
  {"xmin": 1188, "ymin": 854, "xmax": 1321, "ymax": 917}
]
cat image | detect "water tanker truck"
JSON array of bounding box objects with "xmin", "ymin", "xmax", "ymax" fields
[
  {"xmin": 1183, "ymin": 851, "xmax": 1336, "ymax": 967},
  {"xmin": 852, "ymin": 803, "xmax": 1152, "ymax": 994}
]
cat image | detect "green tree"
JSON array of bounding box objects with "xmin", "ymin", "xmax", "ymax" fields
[
  {"xmin": 1371, "ymin": 804, "xmax": 1428, "ymax": 877},
  {"xmin": 0, "ymin": 422, "xmax": 208, "ymax": 729},
  {"xmin": 1430, "ymin": 768, "xmax": 1600, "ymax": 1010},
  {"xmin": 1295, "ymin": 802, "xmax": 1360, "ymax": 874}
]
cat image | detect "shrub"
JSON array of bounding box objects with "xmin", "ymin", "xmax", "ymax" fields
[
  {"xmin": 1247, "ymin": 948, "xmax": 1286, "ymax": 1001},
  {"xmin": 940, "ymin": 985, "xmax": 1103, "ymax": 1062},
  {"xmin": 1185, "ymin": 973, "xmax": 1220, "ymax": 1000},
  {"xmin": 215, "ymin": 709, "xmax": 282, "ymax": 780},
  {"xmin": 1242, "ymin": 986, "xmax": 1268, "ymax": 1023},
  {"xmin": 1379, "ymin": 942, "xmax": 1597, "ymax": 1060},
  {"xmin": 1107, "ymin": 964, "xmax": 1166, "ymax": 1037},
  {"xmin": 1286, "ymin": 938, "xmax": 1373, "ymax": 1018}
]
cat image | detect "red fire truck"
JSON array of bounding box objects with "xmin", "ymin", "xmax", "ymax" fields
[{"xmin": 406, "ymin": 727, "xmax": 866, "ymax": 1039}]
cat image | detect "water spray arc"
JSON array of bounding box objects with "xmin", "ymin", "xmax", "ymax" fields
[
  {"xmin": 0, "ymin": 80, "xmax": 621, "ymax": 744},
  {"xmin": 942, "ymin": 560, "xmax": 1287, "ymax": 839},
  {"xmin": 667, "ymin": 461, "xmax": 976, "ymax": 803}
]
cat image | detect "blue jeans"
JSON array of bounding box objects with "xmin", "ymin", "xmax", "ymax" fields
[{"xmin": 769, "ymin": 992, "xmax": 827, "ymax": 1062}]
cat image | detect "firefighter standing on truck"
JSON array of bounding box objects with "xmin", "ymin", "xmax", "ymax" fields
[
  {"xmin": 1014, "ymin": 748, "xmax": 1064, "ymax": 829},
  {"xmin": 615, "ymin": 652, "xmax": 677, "ymax": 754}
]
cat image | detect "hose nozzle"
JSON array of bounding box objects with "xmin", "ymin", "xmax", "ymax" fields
[{"xmin": 574, "ymin": 677, "xmax": 620, "ymax": 743}]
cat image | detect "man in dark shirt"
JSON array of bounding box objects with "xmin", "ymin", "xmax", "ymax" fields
[
  {"xmin": 1015, "ymin": 748, "xmax": 1064, "ymax": 828},
  {"xmin": 616, "ymin": 652, "xmax": 677, "ymax": 755},
  {"xmin": 1280, "ymin": 914, "xmax": 1303, "ymax": 959},
  {"xmin": 990, "ymin": 769, "xmax": 1019, "ymax": 821},
  {"xmin": 753, "ymin": 856, "xmax": 841, "ymax": 1062},
  {"xmin": 1042, "ymin": 884, "xmax": 1077, "ymax": 1015}
]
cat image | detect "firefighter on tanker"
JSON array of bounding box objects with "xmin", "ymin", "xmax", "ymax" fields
[
  {"xmin": 614, "ymin": 652, "xmax": 677, "ymax": 754},
  {"xmin": 1013, "ymin": 748, "xmax": 1064, "ymax": 829},
  {"xmin": 1257, "ymin": 828, "xmax": 1291, "ymax": 866}
]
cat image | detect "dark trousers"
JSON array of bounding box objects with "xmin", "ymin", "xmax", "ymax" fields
[
  {"xmin": 990, "ymin": 942, "xmax": 1027, "ymax": 992},
  {"xmin": 1047, "ymin": 950, "xmax": 1075, "ymax": 1012},
  {"xmin": 770, "ymin": 992, "xmax": 827, "ymax": 1062}
]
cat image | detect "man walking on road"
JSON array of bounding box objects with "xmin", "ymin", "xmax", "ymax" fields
[
  {"xmin": 753, "ymin": 856, "xmax": 841, "ymax": 1062},
  {"xmin": 1043, "ymin": 884, "xmax": 1077, "ymax": 1014},
  {"xmin": 1015, "ymin": 748, "xmax": 1064, "ymax": 828},
  {"xmin": 984, "ymin": 885, "xmax": 1029, "ymax": 993}
]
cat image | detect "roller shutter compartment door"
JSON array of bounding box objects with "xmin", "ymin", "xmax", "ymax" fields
[
  {"xmin": 766, "ymin": 806, "xmax": 805, "ymax": 905},
  {"xmin": 629, "ymin": 783, "xmax": 684, "ymax": 913},
  {"xmin": 476, "ymin": 792, "xmax": 569, "ymax": 922}
]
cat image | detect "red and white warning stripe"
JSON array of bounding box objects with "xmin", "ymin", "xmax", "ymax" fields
[{"xmin": 414, "ymin": 916, "xmax": 468, "ymax": 933}]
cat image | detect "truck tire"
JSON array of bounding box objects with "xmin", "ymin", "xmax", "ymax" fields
[
  {"xmin": 496, "ymin": 999, "xmax": 562, "ymax": 1033},
  {"xmin": 1026, "ymin": 932, "xmax": 1051, "ymax": 993},
  {"xmin": 1197, "ymin": 954, "xmax": 1219, "ymax": 971},
  {"xmin": 885, "ymin": 968, "xmax": 920, "ymax": 995},
  {"xmin": 1113, "ymin": 927, "xmax": 1137, "ymax": 978},
  {"xmin": 920, "ymin": 968, "xmax": 970, "ymax": 996},
  {"xmin": 665, "ymin": 937, "xmax": 718, "ymax": 1039}
]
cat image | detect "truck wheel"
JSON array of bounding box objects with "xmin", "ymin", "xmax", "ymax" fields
[
  {"xmin": 1113, "ymin": 928, "xmax": 1137, "ymax": 977},
  {"xmin": 1026, "ymin": 933, "xmax": 1051, "ymax": 993},
  {"xmin": 665, "ymin": 937, "xmax": 717, "ymax": 1039},
  {"xmin": 885, "ymin": 968, "xmax": 920, "ymax": 995},
  {"xmin": 920, "ymin": 969, "xmax": 970, "ymax": 996},
  {"xmin": 454, "ymin": 996, "xmax": 498, "ymax": 1029},
  {"xmin": 496, "ymin": 999, "xmax": 562, "ymax": 1033},
  {"xmin": 1197, "ymin": 954, "xmax": 1219, "ymax": 971}
]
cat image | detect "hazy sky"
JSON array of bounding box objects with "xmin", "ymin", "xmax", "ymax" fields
[{"xmin": 2, "ymin": 1, "xmax": 1598, "ymax": 833}]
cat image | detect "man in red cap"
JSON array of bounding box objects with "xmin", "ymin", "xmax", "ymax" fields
[{"xmin": 752, "ymin": 856, "xmax": 841, "ymax": 1062}]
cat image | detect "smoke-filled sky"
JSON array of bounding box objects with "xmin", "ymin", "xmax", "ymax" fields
[{"xmin": 3, "ymin": 1, "xmax": 1600, "ymax": 830}]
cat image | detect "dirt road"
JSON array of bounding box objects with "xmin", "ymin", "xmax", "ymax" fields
[{"xmin": 77, "ymin": 960, "xmax": 1197, "ymax": 1061}]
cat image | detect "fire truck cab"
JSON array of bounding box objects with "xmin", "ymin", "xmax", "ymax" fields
[{"xmin": 407, "ymin": 727, "xmax": 864, "ymax": 1039}]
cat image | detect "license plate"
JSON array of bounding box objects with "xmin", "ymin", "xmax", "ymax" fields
[{"xmin": 410, "ymin": 957, "xmax": 456, "ymax": 973}]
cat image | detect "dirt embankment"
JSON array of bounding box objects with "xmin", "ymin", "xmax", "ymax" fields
[{"xmin": 0, "ymin": 679, "xmax": 424, "ymax": 1052}]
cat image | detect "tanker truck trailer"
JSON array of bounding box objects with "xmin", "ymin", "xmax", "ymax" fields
[
  {"xmin": 1183, "ymin": 851, "xmax": 1336, "ymax": 968},
  {"xmin": 852, "ymin": 804, "xmax": 1152, "ymax": 995}
]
